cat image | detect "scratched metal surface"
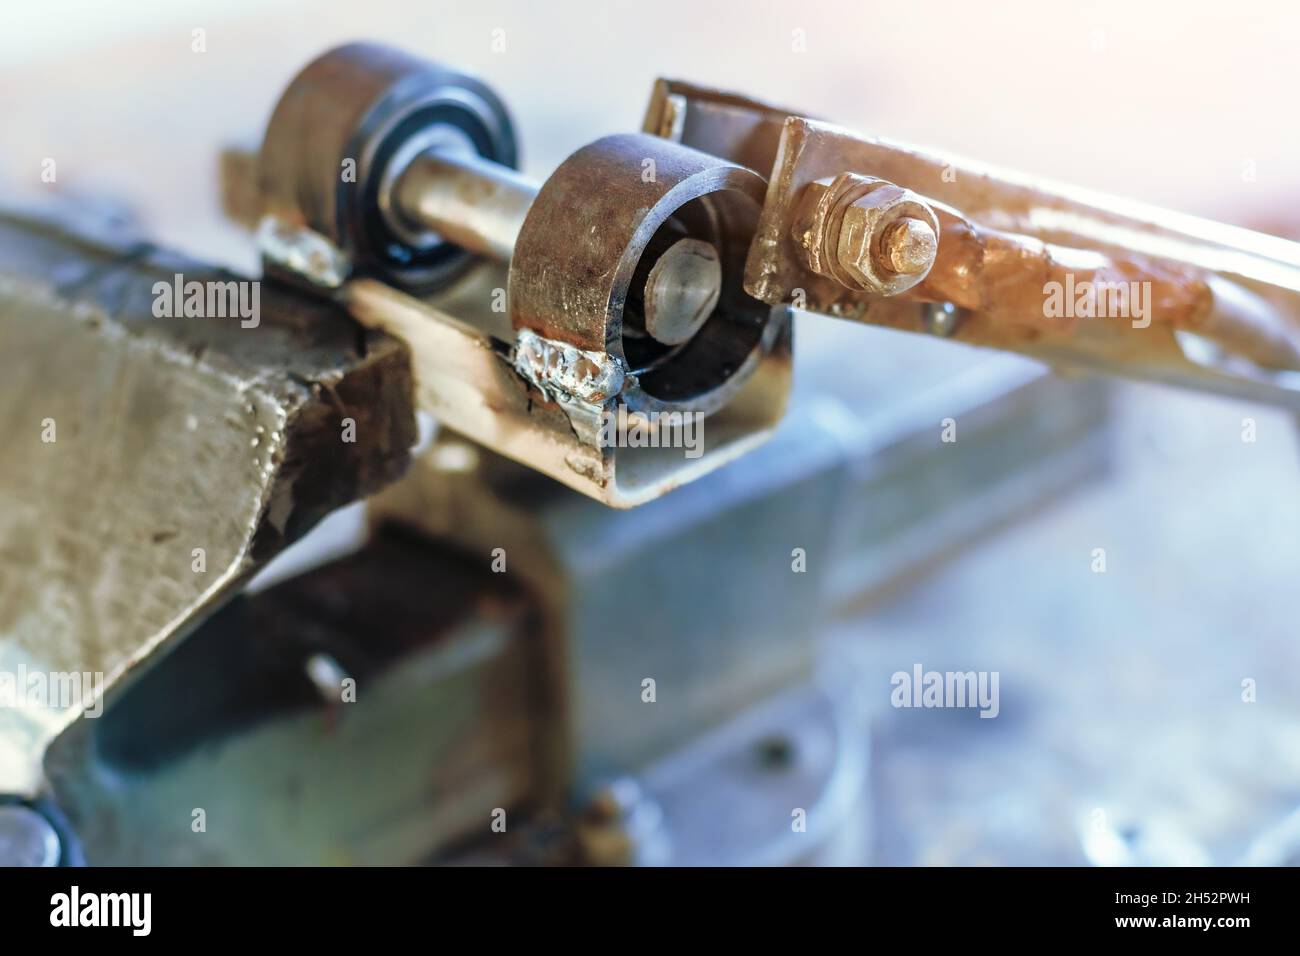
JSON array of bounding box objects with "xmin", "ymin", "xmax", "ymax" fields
[{"xmin": 0, "ymin": 212, "xmax": 415, "ymax": 796}]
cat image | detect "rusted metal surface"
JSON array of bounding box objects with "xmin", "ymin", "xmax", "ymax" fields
[
  {"xmin": 0, "ymin": 210, "xmax": 416, "ymax": 797},
  {"xmin": 639, "ymin": 79, "xmax": 1300, "ymax": 403},
  {"xmin": 642, "ymin": 83, "xmax": 1300, "ymax": 408},
  {"xmin": 915, "ymin": 207, "xmax": 1213, "ymax": 335},
  {"xmin": 744, "ymin": 118, "xmax": 1300, "ymax": 407},
  {"xmin": 509, "ymin": 132, "xmax": 781, "ymax": 416},
  {"xmin": 641, "ymin": 78, "xmax": 799, "ymax": 177},
  {"xmin": 345, "ymin": 273, "xmax": 791, "ymax": 507}
]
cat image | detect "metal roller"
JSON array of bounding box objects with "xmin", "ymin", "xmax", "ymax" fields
[
  {"xmin": 258, "ymin": 42, "xmax": 518, "ymax": 290},
  {"xmin": 507, "ymin": 132, "xmax": 781, "ymax": 415}
]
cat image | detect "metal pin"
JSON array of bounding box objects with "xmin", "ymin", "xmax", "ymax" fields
[{"xmin": 643, "ymin": 238, "xmax": 722, "ymax": 345}]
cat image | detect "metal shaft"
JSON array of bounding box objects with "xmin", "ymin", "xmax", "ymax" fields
[{"xmin": 393, "ymin": 150, "xmax": 537, "ymax": 263}]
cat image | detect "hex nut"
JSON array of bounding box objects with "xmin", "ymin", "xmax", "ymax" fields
[
  {"xmin": 836, "ymin": 183, "xmax": 939, "ymax": 295},
  {"xmin": 793, "ymin": 173, "xmax": 939, "ymax": 297}
]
